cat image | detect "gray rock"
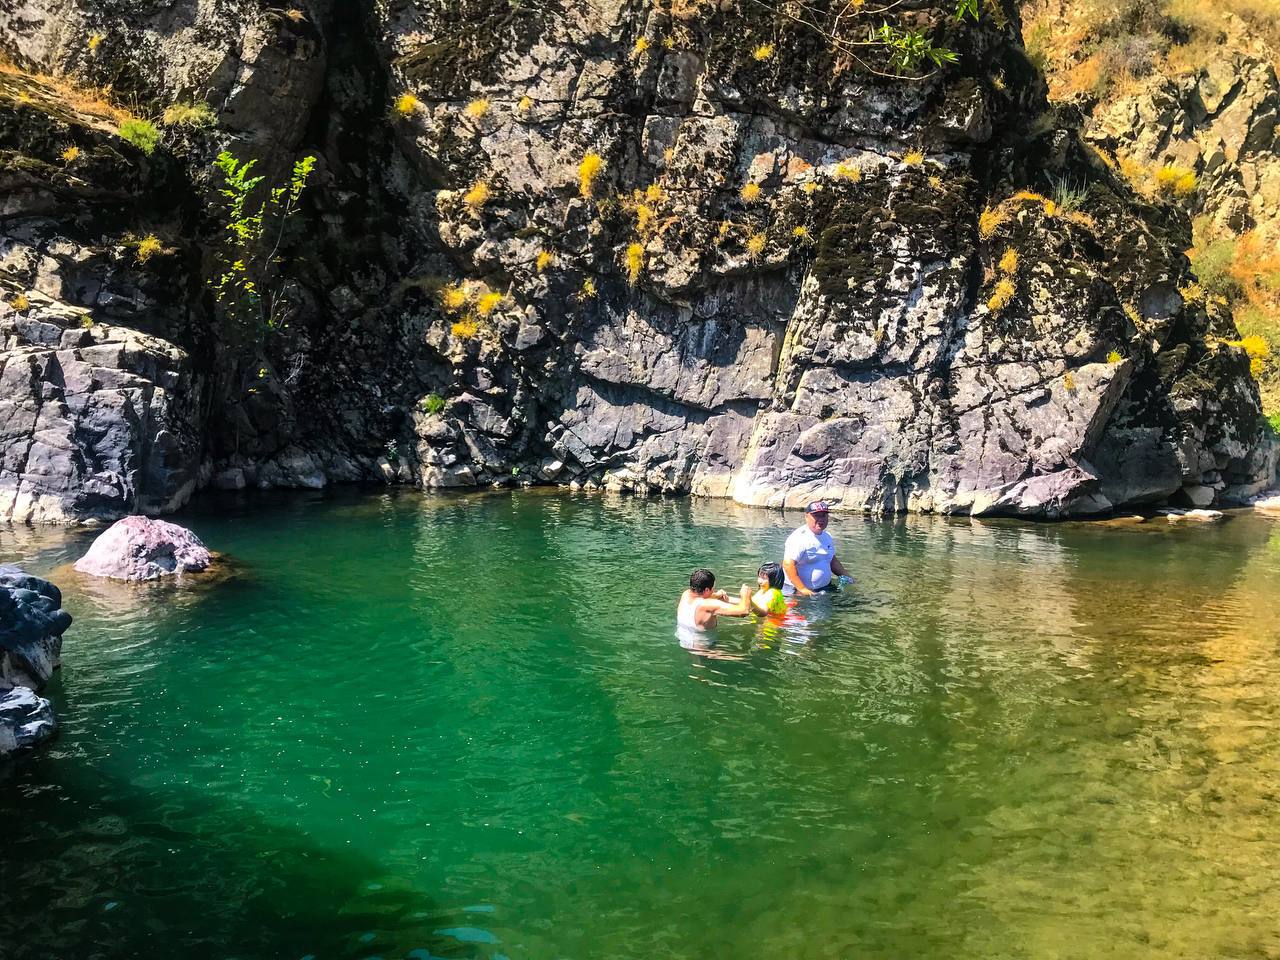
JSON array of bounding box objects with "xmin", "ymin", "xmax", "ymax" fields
[
  {"xmin": 1159, "ymin": 508, "xmax": 1227, "ymax": 523},
  {"xmin": 0, "ymin": 564, "xmax": 71, "ymax": 689},
  {"xmin": 0, "ymin": 310, "xmax": 202, "ymax": 524},
  {"xmin": 0, "ymin": 685, "xmax": 57, "ymax": 756},
  {"xmin": 0, "ymin": 565, "xmax": 71, "ymax": 757},
  {"xmin": 73, "ymin": 515, "xmax": 211, "ymax": 581},
  {"xmin": 1251, "ymin": 492, "xmax": 1280, "ymax": 515}
]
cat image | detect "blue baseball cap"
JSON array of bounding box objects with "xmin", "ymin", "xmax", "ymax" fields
[{"xmin": 804, "ymin": 500, "xmax": 831, "ymax": 514}]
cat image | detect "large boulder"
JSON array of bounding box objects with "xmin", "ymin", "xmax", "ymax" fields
[
  {"xmin": 0, "ymin": 565, "xmax": 72, "ymax": 757},
  {"xmin": 74, "ymin": 515, "xmax": 211, "ymax": 581}
]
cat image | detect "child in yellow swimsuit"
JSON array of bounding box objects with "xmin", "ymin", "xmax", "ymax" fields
[{"xmin": 750, "ymin": 562, "xmax": 789, "ymax": 616}]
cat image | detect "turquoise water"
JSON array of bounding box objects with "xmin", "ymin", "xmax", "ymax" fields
[{"xmin": 2, "ymin": 490, "xmax": 1279, "ymax": 959}]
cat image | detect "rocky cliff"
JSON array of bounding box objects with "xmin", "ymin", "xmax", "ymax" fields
[{"xmin": 0, "ymin": 0, "xmax": 1274, "ymax": 521}]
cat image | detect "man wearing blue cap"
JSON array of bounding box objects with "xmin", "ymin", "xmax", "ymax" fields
[{"xmin": 782, "ymin": 500, "xmax": 850, "ymax": 597}]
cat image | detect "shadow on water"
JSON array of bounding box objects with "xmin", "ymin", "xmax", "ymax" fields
[{"xmin": 0, "ymin": 755, "xmax": 492, "ymax": 960}]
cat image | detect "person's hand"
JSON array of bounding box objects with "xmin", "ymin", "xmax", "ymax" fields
[
  {"xmin": 797, "ymin": 586, "xmax": 815, "ymax": 597},
  {"xmin": 740, "ymin": 584, "xmax": 752, "ymax": 601},
  {"xmin": 714, "ymin": 589, "xmax": 730, "ymax": 602}
]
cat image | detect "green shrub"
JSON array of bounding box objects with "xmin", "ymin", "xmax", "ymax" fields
[
  {"xmin": 1049, "ymin": 175, "xmax": 1089, "ymax": 213},
  {"xmin": 421, "ymin": 393, "xmax": 446, "ymax": 414},
  {"xmin": 118, "ymin": 118, "xmax": 160, "ymax": 155},
  {"xmin": 1189, "ymin": 231, "xmax": 1244, "ymax": 303}
]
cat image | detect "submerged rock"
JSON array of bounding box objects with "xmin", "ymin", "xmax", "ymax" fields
[
  {"xmin": 1159, "ymin": 508, "xmax": 1227, "ymax": 523},
  {"xmin": 74, "ymin": 516, "xmax": 211, "ymax": 581},
  {"xmin": 0, "ymin": 565, "xmax": 71, "ymax": 757},
  {"xmin": 1251, "ymin": 493, "xmax": 1280, "ymax": 516}
]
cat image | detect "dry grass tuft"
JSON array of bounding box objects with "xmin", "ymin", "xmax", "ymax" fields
[
  {"xmin": 834, "ymin": 160, "xmax": 862, "ymax": 182},
  {"xmin": 0, "ymin": 56, "xmax": 135, "ymax": 125},
  {"xmin": 988, "ymin": 277, "xmax": 1016, "ymax": 312},
  {"xmin": 625, "ymin": 242, "xmax": 645, "ymax": 285},
  {"xmin": 463, "ymin": 180, "xmax": 491, "ymax": 213},
  {"xmin": 978, "ymin": 206, "xmax": 1008, "ymax": 240},
  {"xmin": 136, "ymin": 234, "xmax": 163, "ymax": 263},
  {"xmin": 476, "ymin": 291, "xmax": 504, "ymax": 315},
  {"xmin": 578, "ymin": 152, "xmax": 604, "ymax": 199}
]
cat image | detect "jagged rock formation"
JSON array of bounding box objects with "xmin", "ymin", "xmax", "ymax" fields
[
  {"xmin": 0, "ymin": 565, "xmax": 71, "ymax": 756},
  {"xmin": 1090, "ymin": 54, "xmax": 1280, "ymax": 243},
  {"xmin": 0, "ymin": 0, "xmax": 1274, "ymax": 520}
]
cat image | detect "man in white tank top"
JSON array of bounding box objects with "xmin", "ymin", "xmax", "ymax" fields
[{"xmin": 677, "ymin": 568, "xmax": 752, "ymax": 631}]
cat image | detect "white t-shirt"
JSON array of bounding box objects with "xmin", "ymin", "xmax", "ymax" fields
[{"xmin": 783, "ymin": 526, "xmax": 835, "ymax": 594}]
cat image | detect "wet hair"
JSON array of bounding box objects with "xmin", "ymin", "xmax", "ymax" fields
[
  {"xmin": 758, "ymin": 562, "xmax": 784, "ymax": 590},
  {"xmin": 689, "ymin": 568, "xmax": 716, "ymax": 593}
]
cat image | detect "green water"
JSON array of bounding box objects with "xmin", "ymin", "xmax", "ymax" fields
[{"xmin": 3, "ymin": 490, "xmax": 1279, "ymax": 960}]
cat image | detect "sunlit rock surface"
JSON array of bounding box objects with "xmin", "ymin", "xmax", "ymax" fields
[{"xmin": 74, "ymin": 515, "xmax": 211, "ymax": 581}]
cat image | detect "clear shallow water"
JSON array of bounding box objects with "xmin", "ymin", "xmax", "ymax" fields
[{"xmin": 2, "ymin": 489, "xmax": 1279, "ymax": 960}]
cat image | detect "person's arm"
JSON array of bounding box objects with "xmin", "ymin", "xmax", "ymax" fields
[
  {"xmin": 831, "ymin": 555, "xmax": 849, "ymax": 578},
  {"xmin": 709, "ymin": 584, "xmax": 753, "ymax": 618},
  {"xmin": 783, "ymin": 558, "xmax": 814, "ymax": 597}
]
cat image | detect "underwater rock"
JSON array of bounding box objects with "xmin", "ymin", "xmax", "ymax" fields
[
  {"xmin": 74, "ymin": 515, "xmax": 211, "ymax": 581},
  {"xmin": 1250, "ymin": 492, "xmax": 1280, "ymax": 515},
  {"xmin": 0, "ymin": 565, "xmax": 71, "ymax": 757},
  {"xmin": 1159, "ymin": 508, "xmax": 1227, "ymax": 523}
]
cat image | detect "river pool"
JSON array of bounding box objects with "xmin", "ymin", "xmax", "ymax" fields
[{"xmin": 2, "ymin": 489, "xmax": 1278, "ymax": 959}]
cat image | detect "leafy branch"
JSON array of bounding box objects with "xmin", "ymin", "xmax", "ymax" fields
[
  {"xmin": 209, "ymin": 151, "xmax": 317, "ymax": 346},
  {"xmin": 744, "ymin": 0, "xmax": 979, "ymax": 80}
]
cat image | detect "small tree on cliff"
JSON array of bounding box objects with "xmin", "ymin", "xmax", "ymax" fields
[{"xmin": 209, "ymin": 151, "xmax": 317, "ymax": 352}]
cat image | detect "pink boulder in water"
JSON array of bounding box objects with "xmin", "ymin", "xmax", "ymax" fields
[{"xmin": 74, "ymin": 516, "xmax": 212, "ymax": 581}]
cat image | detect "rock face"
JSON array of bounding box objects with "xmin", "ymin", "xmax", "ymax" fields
[
  {"xmin": 0, "ymin": 565, "xmax": 72, "ymax": 756},
  {"xmin": 1, "ymin": 304, "xmax": 203, "ymax": 523},
  {"xmin": 1091, "ymin": 55, "xmax": 1280, "ymax": 241},
  {"xmin": 74, "ymin": 515, "xmax": 211, "ymax": 581},
  {"xmin": 0, "ymin": 1, "xmax": 1275, "ymax": 520}
]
